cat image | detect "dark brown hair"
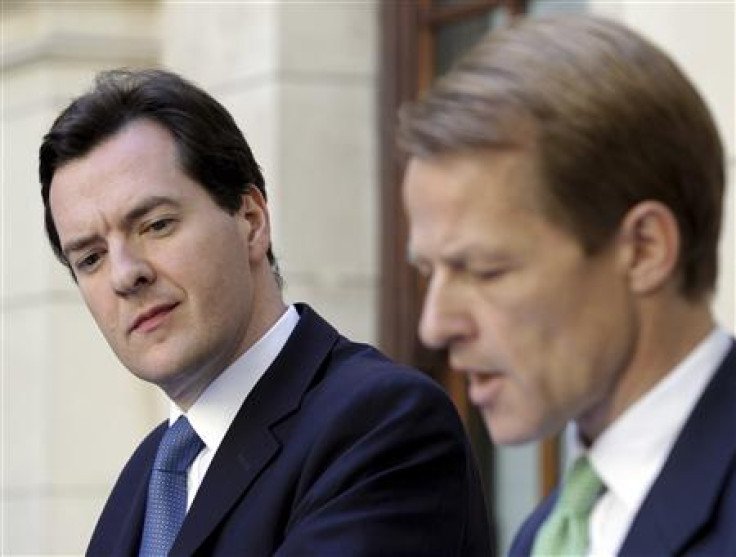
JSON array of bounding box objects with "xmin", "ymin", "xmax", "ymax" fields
[
  {"xmin": 400, "ymin": 16, "xmax": 724, "ymax": 300},
  {"xmin": 40, "ymin": 68, "xmax": 281, "ymax": 283}
]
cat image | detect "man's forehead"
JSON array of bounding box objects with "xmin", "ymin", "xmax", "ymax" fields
[
  {"xmin": 49, "ymin": 120, "xmax": 184, "ymax": 202},
  {"xmin": 404, "ymin": 148, "xmax": 567, "ymax": 260},
  {"xmin": 406, "ymin": 149, "xmax": 544, "ymax": 213}
]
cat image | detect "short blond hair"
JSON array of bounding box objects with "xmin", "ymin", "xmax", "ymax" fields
[{"xmin": 400, "ymin": 16, "xmax": 724, "ymax": 300}]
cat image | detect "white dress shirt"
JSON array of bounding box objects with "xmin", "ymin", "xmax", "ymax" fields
[
  {"xmin": 168, "ymin": 305, "xmax": 300, "ymax": 509},
  {"xmin": 565, "ymin": 326, "xmax": 733, "ymax": 557}
]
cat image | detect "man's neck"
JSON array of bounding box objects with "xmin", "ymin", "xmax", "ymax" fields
[
  {"xmin": 168, "ymin": 270, "xmax": 287, "ymax": 412},
  {"xmin": 578, "ymin": 291, "xmax": 714, "ymax": 444}
]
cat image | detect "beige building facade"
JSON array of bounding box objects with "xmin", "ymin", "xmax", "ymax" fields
[{"xmin": 1, "ymin": 1, "xmax": 733, "ymax": 553}]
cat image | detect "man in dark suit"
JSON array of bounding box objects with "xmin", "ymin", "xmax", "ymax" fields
[
  {"xmin": 40, "ymin": 69, "xmax": 493, "ymax": 556},
  {"xmin": 400, "ymin": 15, "xmax": 735, "ymax": 556}
]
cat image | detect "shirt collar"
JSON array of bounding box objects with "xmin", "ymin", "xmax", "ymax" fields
[
  {"xmin": 170, "ymin": 305, "xmax": 300, "ymax": 453},
  {"xmin": 568, "ymin": 326, "xmax": 732, "ymax": 512}
]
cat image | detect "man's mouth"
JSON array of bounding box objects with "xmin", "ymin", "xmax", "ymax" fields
[
  {"xmin": 467, "ymin": 372, "xmax": 504, "ymax": 407},
  {"xmin": 129, "ymin": 303, "xmax": 179, "ymax": 334}
]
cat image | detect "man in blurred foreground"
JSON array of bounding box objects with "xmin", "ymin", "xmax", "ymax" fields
[{"xmin": 401, "ymin": 15, "xmax": 735, "ymax": 556}]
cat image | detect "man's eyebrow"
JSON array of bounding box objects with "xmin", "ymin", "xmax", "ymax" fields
[
  {"xmin": 120, "ymin": 195, "xmax": 180, "ymax": 229},
  {"xmin": 406, "ymin": 243, "xmax": 510, "ymax": 268},
  {"xmin": 62, "ymin": 233, "xmax": 103, "ymax": 260},
  {"xmin": 61, "ymin": 196, "xmax": 180, "ymax": 259}
]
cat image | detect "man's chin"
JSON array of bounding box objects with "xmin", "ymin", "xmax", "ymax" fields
[
  {"xmin": 483, "ymin": 415, "xmax": 546, "ymax": 446},
  {"xmin": 127, "ymin": 363, "xmax": 182, "ymax": 389}
]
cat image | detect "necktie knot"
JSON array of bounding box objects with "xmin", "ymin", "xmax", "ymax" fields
[
  {"xmin": 532, "ymin": 455, "xmax": 604, "ymax": 557},
  {"xmin": 153, "ymin": 416, "xmax": 204, "ymax": 473},
  {"xmin": 558, "ymin": 455, "xmax": 603, "ymax": 517}
]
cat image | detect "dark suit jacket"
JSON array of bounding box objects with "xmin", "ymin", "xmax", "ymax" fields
[
  {"xmin": 510, "ymin": 340, "xmax": 736, "ymax": 556},
  {"xmin": 88, "ymin": 304, "xmax": 494, "ymax": 556}
]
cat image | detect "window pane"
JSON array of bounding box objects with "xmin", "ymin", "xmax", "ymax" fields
[{"xmin": 435, "ymin": 16, "xmax": 493, "ymax": 76}]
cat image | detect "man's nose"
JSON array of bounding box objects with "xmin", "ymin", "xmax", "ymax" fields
[
  {"xmin": 110, "ymin": 244, "xmax": 155, "ymax": 296},
  {"xmin": 418, "ymin": 273, "xmax": 472, "ymax": 350}
]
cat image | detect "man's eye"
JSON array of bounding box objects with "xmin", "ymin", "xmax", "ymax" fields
[
  {"xmin": 472, "ymin": 268, "xmax": 505, "ymax": 281},
  {"xmin": 76, "ymin": 252, "xmax": 101, "ymax": 273},
  {"xmin": 146, "ymin": 218, "xmax": 176, "ymax": 235}
]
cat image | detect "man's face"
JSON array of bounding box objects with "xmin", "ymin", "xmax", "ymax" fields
[
  {"xmin": 50, "ymin": 119, "xmax": 264, "ymax": 408},
  {"xmin": 403, "ymin": 150, "xmax": 636, "ymax": 445}
]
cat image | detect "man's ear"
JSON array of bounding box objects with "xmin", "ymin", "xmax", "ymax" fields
[
  {"xmin": 617, "ymin": 200, "xmax": 680, "ymax": 295},
  {"xmin": 238, "ymin": 186, "xmax": 271, "ymax": 262}
]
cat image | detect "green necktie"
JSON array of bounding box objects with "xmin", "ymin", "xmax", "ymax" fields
[{"xmin": 531, "ymin": 455, "xmax": 604, "ymax": 557}]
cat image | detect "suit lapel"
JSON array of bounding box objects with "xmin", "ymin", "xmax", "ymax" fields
[
  {"xmin": 620, "ymin": 341, "xmax": 736, "ymax": 554},
  {"xmin": 115, "ymin": 446, "xmax": 158, "ymax": 556},
  {"xmin": 88, "ymin": 422, "xmax": 165, "ymax": 556},
  {"xmin": 509, "ymin": 490, "xmax": 558, "ymax": 557},
  {"xmin": 171, "ymin": 304, "xmax": 340, "ymax": 555},
  {"xmin": 171, "ymin": 419, "xmax": 280, "ymax": 555},
  {"xmin": 114, "ymin": 467, "xmax": 153, "ymax": 556}
]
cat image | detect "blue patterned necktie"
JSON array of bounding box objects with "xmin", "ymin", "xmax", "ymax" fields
[{"xmin": 139, "ymin": 416, "xmax": 204, "ymax": 556}]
